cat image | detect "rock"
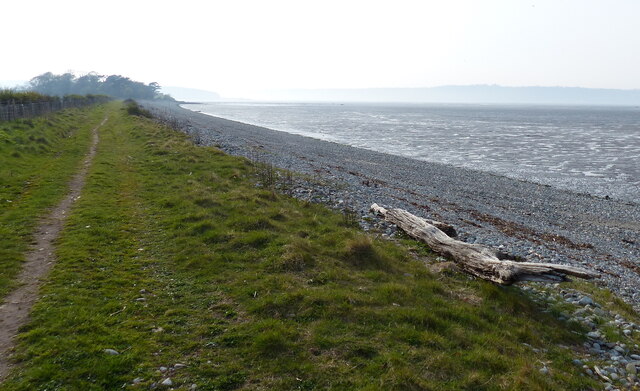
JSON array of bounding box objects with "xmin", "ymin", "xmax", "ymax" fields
[
  {"xmin": 539, "ymin": 367, "xmax": 549, "ymax": 375},
  {"xmin": 578, "ymin": 296, "xmax": 594, "ymax": 306},
  {"xmin": 159, "ymin": 366, "xmax": 168, "ymax": 373},
  {"xmin": 103, "ymin": 349, "xmax": 119, "ymax": 355},
  {"xmin": 587, "ymin": 331, "xmax": 600, "ymax": 339},
  {"xmin": 161, "ymin": 378, "xmax": 173, "ymax": 386},
  {"xmin": 627, "ymin": 363, "xmax": 638, "ymax": 375},
  {"xmin": 631, "ymin": 354, "xmax": 640, "ymax": 360},
  {"xmin": 610, "ymin": 372, "xmax": 619, "ymax": 380},
  {"xmin": 132, "ymin": 377, "xmax": 144, "ymax": 384},
  {"xmin": 174, "ymin": 363, "xmax": 188, "ymax": 369},
  {"xmin": 573, "ymin": 359, "xmax": 584, "ymax": 366},
  {"xmin": 190, "ymin": 385, "xmax": 197, "ymax": 390}
]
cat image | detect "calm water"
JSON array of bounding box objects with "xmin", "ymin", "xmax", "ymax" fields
[{"xmin": 183, "ymin": 102, "xmax": 640, "ymax": 203}]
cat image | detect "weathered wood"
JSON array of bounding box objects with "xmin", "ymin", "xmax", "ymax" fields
[
  {"xmin": 424, "ymin": 219, "xmax": 457, "ymax": 238},
  {"xmin": 371, "ymin": 203, "xmax": 598, "ymax": 284}
]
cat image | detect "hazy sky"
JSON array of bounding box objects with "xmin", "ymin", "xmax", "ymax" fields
[{"xmin": 3, "ymin": 0, "xmax": 639, "ymax": 98}]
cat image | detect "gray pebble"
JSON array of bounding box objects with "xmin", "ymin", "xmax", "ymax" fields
[
  {"xmin": 161, "ymin": 378, "xmax": 173, "ymax": 386},
  {"xmin": 579, "ymin": 296, "xmax": 594, "ymax": 306}
]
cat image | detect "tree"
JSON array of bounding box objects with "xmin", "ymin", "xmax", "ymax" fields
[{"xmin": 27, "ymin": 72, "xmax": 172, "ymax": 100}]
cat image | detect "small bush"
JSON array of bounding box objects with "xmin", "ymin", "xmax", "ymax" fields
[{"xmin": 124, "ymin": 100, "xmax": 152, "ymax": 118}]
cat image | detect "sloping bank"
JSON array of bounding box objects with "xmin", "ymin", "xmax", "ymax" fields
[
  {"xmin": 0, "ymin": 101, "xmax": 619, "ymax": 389},
  {"xmin": 142, "ymin": 100, "xmax": 640, "ymax": 311}
]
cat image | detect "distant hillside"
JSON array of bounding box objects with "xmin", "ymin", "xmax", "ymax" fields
[
  {"xmin": 161, "ymin": 86, "xmax": 221, "ymax": 102},
  {"xmin": 260, "ymin": 85, "xmax": 640, "ymax": 105}
]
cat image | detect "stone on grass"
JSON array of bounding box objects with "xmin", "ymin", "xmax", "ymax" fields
[
  {"xmin": 578, "ymin": 296, "xmax": 594, "ymax": 306},
  {"xmin": 103, "ymin": 348, "xmax": 119, "ymax": 355},
  {"xmin": 587, "ymin": 331, "xmax": 600, "ymax": 339},
  {"xmin": 161, "ymin": 377, "xmax": 173, "ymax": 386}
]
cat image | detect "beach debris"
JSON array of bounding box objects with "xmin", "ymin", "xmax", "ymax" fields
[{"xmin": 371, "ymin": 203, "xmax": 598, "ymax": 285}]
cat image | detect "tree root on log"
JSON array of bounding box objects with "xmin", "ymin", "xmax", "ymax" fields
[{"xmin": 371, "ymin": 203, "xmax": 599, "ymax": 285}]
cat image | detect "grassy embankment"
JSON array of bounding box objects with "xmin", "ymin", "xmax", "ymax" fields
[
  {"xmin": 1, "ymin": 101, "xmax": 622, "ymax": 389},
  {"xmin": 0, "ymin": 106, "xmax": 106, "ymax": 298}
]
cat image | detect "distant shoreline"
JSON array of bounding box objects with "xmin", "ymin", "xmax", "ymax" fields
[
  {"xmin": 221, "ymin": 85, "xmax": 640, "ymax": 106},
  {"xmin": 181, "ymin": 101, "xmax": 640, "ymax": 204}
]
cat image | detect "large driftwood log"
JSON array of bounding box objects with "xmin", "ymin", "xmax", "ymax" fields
[{"xmin": 371, "ymin": 203, "xmax": 598, "ymax": 284}]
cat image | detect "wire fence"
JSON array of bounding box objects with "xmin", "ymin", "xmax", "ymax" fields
[{"xmin": 0, "ymin": 95, "xmax": 111, "ymax": 122}]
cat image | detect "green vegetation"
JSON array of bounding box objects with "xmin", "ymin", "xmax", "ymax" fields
[
  {"xmin": 124, "ymin": 99, "xmax": 153, "ymax": 118},
  {"xmin": 0, "ymin": 102, "xmax": 614, "ymax": 389},
  {"xmin": 0, "ymin": 90, "xmax": 55, "ymax": 104},
  {"xmin": 0, "ymin": 106, "xmax": 106, "ymax": 298},
  {"xmin": 28, "ymin": 72, "xmax": 173, "ymax": 100}
]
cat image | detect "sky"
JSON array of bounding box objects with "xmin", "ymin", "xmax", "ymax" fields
[{"xmin": 3, "ymin": 0, "xmax": 640, "ymax": 98}]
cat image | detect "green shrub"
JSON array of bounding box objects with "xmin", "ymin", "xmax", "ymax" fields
[{"xmin": 124, "ymin": 100, "xmax": 152, "ymax": 118}]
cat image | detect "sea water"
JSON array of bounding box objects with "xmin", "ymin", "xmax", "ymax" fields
[{"xmin": 183, "ymin": 102, "xmax": 640, "ymax": 203}]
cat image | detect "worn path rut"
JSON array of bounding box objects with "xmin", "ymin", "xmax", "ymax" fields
[{"xmin": 0, "ymin": 116, "xmax": 108, "ymax": 380}]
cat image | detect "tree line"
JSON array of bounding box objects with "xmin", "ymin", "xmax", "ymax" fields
[{"xmin": 28, "ymin": 72, "xmax": 173, "ymax": 101}]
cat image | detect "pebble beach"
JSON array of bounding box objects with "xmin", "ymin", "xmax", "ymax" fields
[{"xmin": 144, "ymin": 101, "xmax": 640, "ymax": 309}]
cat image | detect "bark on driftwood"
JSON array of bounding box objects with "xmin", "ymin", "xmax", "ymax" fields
[{"xmin": 371, "ymin": 203, "xmax": 598, "ymax": 284}]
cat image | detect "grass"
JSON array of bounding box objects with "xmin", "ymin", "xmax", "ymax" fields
[
  {"xmin": 0, "ymin": 102, "xmax": 610, "ymax": 389},
  {"xmin": 0, "ymin": 106, "xmax": 106, "ymax": 298}
]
